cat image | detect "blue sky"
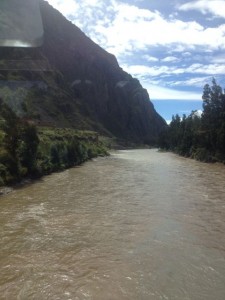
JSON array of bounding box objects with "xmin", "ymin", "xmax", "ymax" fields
[{"xmin": 46, "ymin": 0, "xmax": 225, "ymax": 122}]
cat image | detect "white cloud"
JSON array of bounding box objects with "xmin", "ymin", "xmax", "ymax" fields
[
  {"xmin": 146, "ymin": 84, "xmax": 202, "ymax": 100},
  {"xmin": 46, "ymin": 0, "xmax": 79, "ymax": 15},
  {"xmin": 122, "ymin": 64, "xmax": 176, "ymax": 77},
  {"xmin": 95, "ymin": 4, "xmax": 225, "ymax": 57},
  {"xmin": 47, "ymin": 0, "xmax": 225, "ymax": 58},
  {"xmin": 178, "ymin": 0, "xmax": 225, "ymax": 18},
  {"xmin": 186, "ymin": 63, "xmax": 225, "ymax": 74},
  {"xmin": 170, "ymin": 76, "xmax": 211, "ymax": 87},
  {"xmin": 143, "ymin": 55, "xmax": 159, "ymax": 62},
  {"xmin": 161, "ymin": 56, "xmax": 180, "ymax": 63},
  {"xmin": 182, "ymin": 52, "xmax": 192, "ymax": 57},
  {"xmin": 210, "ymin": 54, "xmax": 225, "ymax": 63},
  {"xmin": 195, "ymin": 109, "xmax": 203, "ymax": 116},
  {"xmin": 123, "ymin": 62, "xmax": 225, "ymax": 79}
]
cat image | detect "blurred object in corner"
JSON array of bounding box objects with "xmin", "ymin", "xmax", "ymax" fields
[{"xmin": 0, "ymin": 0, "xmax": 43, "ymax": 47}]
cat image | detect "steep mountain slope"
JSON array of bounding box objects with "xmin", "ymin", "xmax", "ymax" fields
[{"xmin": 0, "ymin": 0, "xmax": 166, "ymax": 144}]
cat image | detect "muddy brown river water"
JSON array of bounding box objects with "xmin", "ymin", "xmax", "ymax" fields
[{"xmin": 0, "ymin": 149, "xmax": 225, "ymax": 299}]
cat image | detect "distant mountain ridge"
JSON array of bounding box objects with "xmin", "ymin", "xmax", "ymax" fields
[{"xmin": 0, "ymin": 0, "xmax": 166, "ymax": 144}]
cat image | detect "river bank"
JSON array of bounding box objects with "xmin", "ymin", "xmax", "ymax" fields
[
  {"xmin": 158, "ymin": 147, "xmax": 225, "ymax": 165},
  {"xmin": 0, "ymin": 127, "xmax": 109, "ymax": 194},
  {"xmin": 0, "ymin": 125, "xmax": 156, "ymax": 194}
]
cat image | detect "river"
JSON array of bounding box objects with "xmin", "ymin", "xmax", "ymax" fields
[{"xmin": 0, "ymin": 149, "xmax": 225, "ymax": 300}]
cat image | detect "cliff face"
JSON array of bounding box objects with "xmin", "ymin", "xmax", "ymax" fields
[{"xmin": 0, "ymin": 0, "xmax": 166, "ymax": 144}]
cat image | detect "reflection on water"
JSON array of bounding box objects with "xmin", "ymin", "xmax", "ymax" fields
[{"xmin": 0, "ymin": 149, "xmax": 225, "ymax": 299}]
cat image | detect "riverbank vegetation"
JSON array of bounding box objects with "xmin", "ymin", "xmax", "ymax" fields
[
  {"xmin": 0, "ymin": 99, "xmax": 108, "ymax": 186},
  {"xmin": 158, "ymin": 79, "xmax": 225, "ymax": 164}
]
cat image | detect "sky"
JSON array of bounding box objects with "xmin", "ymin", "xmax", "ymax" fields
[{"xmin": 46, "ymin": 0, "xmax": 225, "ymax": 123}]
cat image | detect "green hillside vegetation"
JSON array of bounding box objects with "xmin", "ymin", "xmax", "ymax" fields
[
  {"xmin": 159, "ymin": 79, "xmax": 225, "ymax": 163},
  {"xmin": 0, "ymin": 69, "xmax": 101, "ymax": 132},
  {"xmin": 0, "ymin": 99, "xmax": 108, "ymax": 186}
]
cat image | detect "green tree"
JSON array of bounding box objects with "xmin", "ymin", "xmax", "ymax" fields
[
  {"xmin": 159, "ymin": 79, "xmax": 225, "ymax": 163},
  {"xmin": 0, "ymin": 98, "xmax": 20, "ymax": 179},
  {"xmin": 202, "ymin": 79, "xmax": 225, "ymax": 155},
  {"xmin": 20, "ymin": 123, "xmax": 39, "ymax": 175}
]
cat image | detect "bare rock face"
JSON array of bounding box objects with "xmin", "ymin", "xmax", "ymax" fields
[{"xmin": 0, "ymin": 0, "xmax": 167, "ymax": 144}]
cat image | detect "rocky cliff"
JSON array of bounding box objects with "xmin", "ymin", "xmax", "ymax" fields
[{"xmin": 0, "ymin": 0, "xmax": 166, "ymax": 144}]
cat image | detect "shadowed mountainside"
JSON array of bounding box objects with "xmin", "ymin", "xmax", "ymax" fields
[{"xmin": 0, "ymin": 0, "xmax": 166, "ymax": 144}]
